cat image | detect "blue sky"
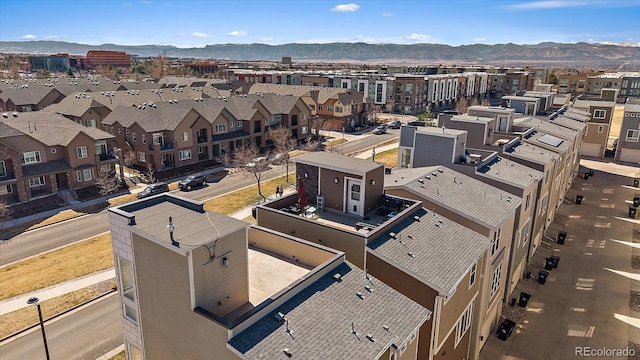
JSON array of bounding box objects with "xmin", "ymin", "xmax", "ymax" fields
[{"xmin": 1, "ymin": 0, "xmax": 639, "ymax": 47}]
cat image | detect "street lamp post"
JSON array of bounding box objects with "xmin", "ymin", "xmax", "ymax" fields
[
  {"xmin": 372, "ymin": 147, "xmax": 376, "ymax": 162},
  {"xmin": 27, "ymin": 297, "xmax": 50, "ymax": 360}
]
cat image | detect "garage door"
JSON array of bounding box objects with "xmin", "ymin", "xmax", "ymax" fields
[
  {"xmin": 619, "ymin": 148, "xmax": 640, "ymax": 163},
  {"xmin": 581, "ymin": 143, "xmax": 601, "ymax": 157}
]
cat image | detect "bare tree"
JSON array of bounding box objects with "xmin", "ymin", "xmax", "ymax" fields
[
  {"xmin": 470, "ymin": 96, "xmax": 480, "ymax": 106},
  {"xmin": 269, "ymin": 126, "xmax": 297, "ymax": 183},
  {"xmin": 122, "ymin": 151, "xmax": 137, "ymax": 179},
  {"xmin": 0, "ymin": 198, "xmax": 13, "ymax": 232},
  {"xmin": 232, "ymin": 144, "xmax": 271, "ymax": 201},
  {"xmin": 145, "ymin": 163, "xmax": 157, "ymax": 184},
  {"xmin": 95, "ymin": 171, "xmax": 120, "ymax": 196},
  {"xmin": 148, "ymin": 53, "xmax": 168, "ymax": 80},
  {"xmin": 302, "ymin": 138, "xmax": 321, "ymax": 152},
  {"xmin": 455, "ymin": 96, "xmax": 468, "ymax": 114},
  {"xmin": 481, "ymin": 98, "xmax": 491, "ymax": 106},
  {"xmin": 310, "ymin": 115, "xmax": 328, "ymax": 141}
]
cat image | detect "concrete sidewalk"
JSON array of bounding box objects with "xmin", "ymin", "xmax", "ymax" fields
[
  {"xmin": 354, "ymin": 142, "xmax": 399, "ymax": 160},
  {"xmin": 0, "ymin": 268, "xmax": 115, "ymax": 315}
]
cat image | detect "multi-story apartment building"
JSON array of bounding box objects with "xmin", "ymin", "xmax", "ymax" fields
[
  {"xmin": 0, "ymin": 111, "xmax": 116, "ymax": 203},
  {"xmin": 557, "ymin": 73, "xmax": 592, "ymax": 95},
  {"xmin": 620, "ymin": 73, "xmax": 640, "ymax": 99},
  {"xmin": 85, "ymin": 50, "xmax": 132, "ymax": 69},
  {"xmin": 107, "ymin": 193, "xmax": 431, "ymax": 360},
  {"xmin": 586, "ymin": 74, "xmax": 622, "ymax": 97},
  {"xmin": 28, "ymin": 53, "xmax": 70, "ymax": 72},
  {"xmin": 502, "ymin": 71, "xmax": 534, "ymax": 95},
  {"xmin": 391, "ymin": 74, "xmax": 427, "ymax": 114},
  {"xmin": 426, "ymin": 74, "xmax": 461, "ymax": 112},
  {"xmin": 615, "ymin": 102, "xmax": 640, "ymax": 163},
  {"xmin": 572, "ymin": 99, "xmax": 615, "ymax": 157}
]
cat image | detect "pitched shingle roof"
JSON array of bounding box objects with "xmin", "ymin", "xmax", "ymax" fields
[
  {"xmin": 386, "ymin": 166, "xmax": 521, "ymax": 229},
  {"xmin": 368, "ymin": 208, "xmax": 489, "ymax": 295},
  {"xmin": 476, "ymin": 154, "xmax": 543, "ymax": 188},
  {"xmin": 514, "ymin": 116, "xmax": 578, "ymax": 142},
  {"xmin": 503, "ymin": 140, "xmax": 558, "ymax": 165},
  {"xmin": 228, "ymin": 261, "xmax": 431, "ymax": 359},
  {"xmin": 295, "ymin": 152, "xmax": 382, "ymax": 176},
  {"xmin": 0, "ymin": 86, "xmax": 61, "ymax": 106}
]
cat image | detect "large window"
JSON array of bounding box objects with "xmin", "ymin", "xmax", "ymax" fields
[
  {"xmin": 28, "ymin": 176, "xmax": 45, "ymax": 187},
  {"xmin": 626, "ymin": 129, "xmax": 640, "ymax": 142},
  {"xmin": 215, "ymin": 124, "xmax": 226, "ymax": 133},
  {"xmin": 0, "ymin": 184, "xmax": 13, "ymax": 195},
  {"xmin": 179, "ymin": 149, "xmax": 191, "ymax": 161},
  {"xmin": 21, "ymin": 151, "xmax": 41, "ymax": 165},
  {"xmin": 489, "ymin": 263, "xmax": 503, "ymax": 300},
  {"xmin": 118, "ymin": 257, "xmax": 137, "ymax": 324},
  {"xmin": 491, "ymin": 229, "xmax": 501, "ymax": 256},
  {"xmin": 522, "ymin": 220, "xmax": 531, "ymax": 247},
  {"xmin": 137, "ymin": 152, "xmax": 146, "ymax": 162},
  {"xmin": 86, "ymin": 119, "xmax": 97, "ymax": 128},
  {"xmin": 76, "ymin": 146, "xmax": 88, "ymax": 159},
  {"xmin": 181, "ymin": 131, "xmax": 188, "ymax": 142},
  {"xmin": 0, "ymin": 161, "xmax": 6, "ymax": 177},
  {"xmin": 593, "ymin": 109, "xmax": 606, "ymax": 119},
  {"xmin": 455, "ymin": 300, "xmax": 474, "ymax": 347},
  {"xmin": 469, "ymin": 262, "xmax": 477, "ymax": 288}
]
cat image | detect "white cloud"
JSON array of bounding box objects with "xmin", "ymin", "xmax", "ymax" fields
[
  {"xmin": 506, "ymin": 1, "xmax": 591, "ymax": 10},
  {"xmin": 381, "ymin": 11, "xmax": 393, "ymax": 16},
  {"xmin": 21, "ymin": 34, "xmax": 36, "ymax": 40},
  {"xmin": 226, "ymin": 30, "xmax": 248, "ymax": 37},
  {"xmin": 473, "ymin": 38, "xmax": 487, "ymax": 42},
  {"xmin": 191, "ymin": 32, "xmax": 212, "ymax": 38},
  {"xmin": 331, "ymin": 3, "xmax": 360, "ymax": 12},
  {"xmin": 260, "ymin": 37, "xmax": 274, "ymax": 41},
  {"xmin": 44, "ymin": 35, "xmax": 65, "ymax": 40},
  {"xmin": 404, "ymin": 33, "xmax": 435, "ymax": 43}
]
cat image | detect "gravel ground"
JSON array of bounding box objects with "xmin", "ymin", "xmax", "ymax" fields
[
  {"xmin": 633, "ymin": 256, "xmax": 640, "ymax": 270},
  {"xmin": 631, "ymin": 291, "xmax": 640, "ymax": 313},
  {"xmin": 88, "ymin": 278, "xmax": 117, "ymax": 295}
]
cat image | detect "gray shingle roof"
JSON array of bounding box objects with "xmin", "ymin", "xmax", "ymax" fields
[
  {"xmin": 514, "ymin": 117, "xmax": 578, "ymax": 141},
  {"xmin": 386, "ymin": 166, "xmax": 521, "ymax": 229},
  {"xmin": 368, "ymin": 208, "xmax": 489, "ymax": 295},
  {"xmin": 523, "ymin": 130, "xmax": 570, "ymax": 154},
  {"xmin": 503, "ymin": 140, "xmax": 557, "ymax": 165},
  {"xmin": 476, "ymin": 155, "xmax": 543, "ymax": 188},
  {"xmin": 0, "ymin": 86, "xmax": 61, "ymax": 106},
  {"xmin": 295, "ymin": 152, "xmax": 382, "ymax": 176},
  {"xmin": 0, "ymin": 111, "xmax": 114, "ymax": 146},
  {"xmin": 45, "ymin": 95, "xmax": 106, "ymax": 117},
  {"xmin": 228, "ymin": 261, "xmax": 431, "ymax": 359}
]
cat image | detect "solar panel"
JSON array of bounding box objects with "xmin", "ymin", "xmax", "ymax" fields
[{"xmin": 538, "ymin": 134, "xmax": 563, "ymax": 147}]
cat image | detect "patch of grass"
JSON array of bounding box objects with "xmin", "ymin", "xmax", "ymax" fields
[
  {"xmin": 168, "ymin": 182, "xmax": 179, "ymax": 191},
  {"xmin": 0, "ymin": 234, "xmax": 113, "ymax": 300},
  {"xmin": 368, "ymin": 148, "xmax": 398, "ymax": 169},
  {"xmin": 0, "ymin": 288, "xmax": 98, "ymax": 338},
  {"xmin": 204, "ymin": 175, "xmax": 289, "ymax": 215},
  {"xmin": 611, "ymin": 104, "xmax": 624, "ymax": 140},
  {"xmin": 107, "ymin": 194, "xmax": 138, "ymax": 207},
  {"xmin": 326, "ymin": 138, "xmax": 347, "ymax": 147},
  {"xmin": 26, "ymin": 209, "xmax": 86, "ymax": 230},
  {"xmin": 242, "ymin": 215, "xmax": 257, "ymax": 224},
  {"xmin": 109, "ymin": 350, "xmax": 127, "ymax": 360}
]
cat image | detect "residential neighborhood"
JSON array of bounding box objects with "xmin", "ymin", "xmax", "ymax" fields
[{"xmin": 0, "ymin": 1, "xmax": 639, "ymax": 360}]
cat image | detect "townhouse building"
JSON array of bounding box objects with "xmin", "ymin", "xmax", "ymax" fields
[
  {"xmin": 620, "ymin": 73, "xmax": 640, "ymax": 99},
  {"xmin": 426, "ymin": 74, "xmax": 462, "ymax": 112},
  {"xmin": 107, "ymin": 193, "xmax": 430, "ymax": 360},
  {"xmin": 572, "ymin": 98, "xmax": 615, "ymax": 157},
  {"xmin": 0, "ymin": 85, "xmax": 65, "ymax": 112},
  {"xmin": 614, "ymin": 102, "xmax": 640, "ymax": 163},
  {"xmin": 502, "ymin": 71, "xmax": 534, "ymax": 95},
  {"xmin": 0, "ymin": 111, "xmax": 116, "ymax": 203},
  {"xmin": 384, "ymin": 166, "xmax": 521, "ymax": 360},
  {"xmin": 102, "ymin": 94, "xmax": 310, "ymax": 172}
]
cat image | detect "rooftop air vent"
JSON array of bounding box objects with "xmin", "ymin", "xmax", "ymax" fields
[
  {"xmin": 273, "ymin": 312, "xmax": 286, "ymax": 322},
  {"xmin": 366, "ymin": 334, "xmax": 375, "ymax": 342},
  {"xmin": 408, "ymin": 252, "xmax": 415, "ymax": 258},
  {"xmin": 389, "ymin": 232, "xmax": 396, "ymax": 238},
  {"xmin": 356, "ymin": 292, "xmax": 365, "ymax": 299},
  {"xmin": 333, "ymin": 273, "xmax": 342, "ymax": 282},
  {"xmin": 364, "ymin": 285, "xmax": 372, "ymax": 293},
  {"xmin": 413, "ymin": 215, "xmax": 420, "ymax": 221}
]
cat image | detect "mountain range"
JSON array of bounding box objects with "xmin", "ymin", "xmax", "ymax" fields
[{"xmin": 1, "ymin": 40, "xmax": 640, "ymax": 65}]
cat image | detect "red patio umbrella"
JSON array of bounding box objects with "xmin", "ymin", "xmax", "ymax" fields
[{"xmin": 297, "ymin": 176, "xmax": 308, "ymax": 209}]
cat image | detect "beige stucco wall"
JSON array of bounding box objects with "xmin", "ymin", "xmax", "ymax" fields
[{"xmin": 247, "ymin": 226, "xmax": 336, "ymax": 268}]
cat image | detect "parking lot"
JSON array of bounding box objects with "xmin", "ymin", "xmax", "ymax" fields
[{"xmin": 480, "ymin": 160, "xmax": 640, "ymax": 360}]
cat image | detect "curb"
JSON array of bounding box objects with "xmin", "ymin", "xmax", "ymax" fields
[{"xmin": 0, "ymin": 289, "xmax": 117, "ymax": 343}]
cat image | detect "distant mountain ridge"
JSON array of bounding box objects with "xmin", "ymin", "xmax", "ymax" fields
[{"xmin": 1, "ymin": 40, "xmax": 640, "ymax": 65}]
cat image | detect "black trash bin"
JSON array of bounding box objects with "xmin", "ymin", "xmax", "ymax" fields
[
  {"xmin": 588, "ymin": 169, "xmax": 595, "ymax": 176},
  {"xmin": 538, "ymin": 270, "xmax": 549, "ymax": 284},
  {"xmin": 544, "ymin": 257, "xmax": 554, "ymax": 270},
  {"xmin": 583, "ymin": 172, "xmax": 589, "ymax": 179},
  {"xmin": 518, "ymin": 292, "xmax": 531, "ymax": 307},
  {"xmin": 633, "ymin": 196, "xmax": 640, "ymax": 207},
  {"xmin": 251, "ymin": 207, "xmax": 257, "ymax": 219},
  {"xmin": 510, "ymin": 297, "xmax": 516, "ymax": 306},
  {"xmin": 550, "ymin": 255, "xmax": 561, "ymax": 269},
  {"xmin": 630, "ymin": 206, "xmax": 638, "ymax": 219},
  {"xmin": 576, "ymin": 194, "xmax": 583, "ymax": 204},
  {"xmin": 557, "ymin": 231, "xmax": 567, "ymax": 245},
  {"xmin": 634, "ymin": 178, "xmax": 639, "ymax": 187},
  {"xmin": 496, "ymin": 319, "xmax": 516, "ymax": 340}
]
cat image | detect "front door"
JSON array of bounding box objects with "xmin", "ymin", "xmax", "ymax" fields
[{"xmin": 346, "ymin": 179, "xmax": 362, "ymax": 215}]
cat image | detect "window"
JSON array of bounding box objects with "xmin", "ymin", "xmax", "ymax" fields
[
  {"xmin": 86, "ymin": 119, "xmax": 97, "ymax": 128},
  {"xmin": 491, "ymin": 229, "xmax": 501, "ymax": 256},
  {"xmin": 132, "ymin": 132, "xmax": 136, "ymax": 142},
  {"xmin": 593, "ymin": 109, "xmax": 606, "ymax": 119},
  {"xmin": 153, "ymin": 133, "xmax": 163, "ymax": 145},
  {"xmin": 237, "ymin": 121, "xmax": 242, "ymax": 128},
  {"xmin": 455, "ymin": 300, "xmax": 474, "ymax": 347},
  {"xmin": 142, "ymin": 134, "xmax": 146, "ymax": 144},
  {"xmin": 309, "ymin": 104, "xmax": 315, "ymax": 110},
  {"xmin": 469, "ymin": 262, "xmax": 477, "ymax": 288},
  {"xmin": 597, "ymin": 126, "xmax": 604, "ymax": 133},
  {"xmin": 327, "ymin": 106, "xmax": 333, "ymax": 112},
  {"xmin": 83, "ymin": 169, "xmax": 92, "ymax": 181},
  {"xmin": 0, "ymin": 161, "xmax": 6, "ymax": 177},
  {"xmin": 137, "ymin": 152, "xmax": 146, "ymax": 162},
  {"xmin": 626, "ymin": 129, "xmax": 640, "ymax": 142},
  {"xmin": 76, "ymin": 146, "xmax": 88, "ymax": 159},
  {"xmin": 301, "ymin": 126, "xmax": 308, "ymax": 134},
  {"xmin": 229, "ymin": 121, "xmax": 234, "ymax": 129},
  {"xmin": 181, "ymin": 131, "xmax": 188, "ymax": 142},
  {"xmin": 76, "ymin": 170, "xmax": 83, "ymax": 182},
  {"xmin": 119, "ymin": 257, "xmax": 138, "ymax": 324},
  {"xmin": 28, "ymin": 176, "xmax": 45, "ymax": 187},
  {"xmin": 522, "ymin": 220, "xmax": 531, "ymax": 247},
  {"xmin": 215, "ymin": 124, "xmax": 226, "ymax": 133},
  {"xmin": 525, "ymin": 193, "xmax": 531, "ymax": 211},
  {"xmin": 21, "ymin": 151, "xmax": 41, "ymax": 165},
  {"xmin": 0, "ymin": 184, "xmax": 12, "ymax": 195},
  {"xmin": 118, "ymin": 128, "xmax": 122, "ymax": 135},
  {"xmin": 125, "ymin": 129, "xmax": 130, "ymax": 137},
  {"xmin": 318, "ymin": 105, "xmax": 323, "ymax": 111},
  {"xmin": 539, "ymin": 194, "xmax": 549, "ymax": 216},
  {"xmin": 179, "ymin": 149, "xmax": 191, "ymax": 160},
  {"xmin": 489, "ymin": 263, "xmax": 503, "ymax": 300},
  {"xmin": 544, "ymin": 169, "xmax": 550, "ymax": 184},
  {"xmin": 336, "ymin": 106, "xmax": 343, "ymax": 113}
]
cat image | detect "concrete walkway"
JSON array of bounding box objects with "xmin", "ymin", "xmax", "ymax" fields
[{"xmin": 0, "ymin": 268, "xmax": 115, "ymax": 315}]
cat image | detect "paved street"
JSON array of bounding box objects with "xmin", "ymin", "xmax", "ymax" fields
[{"xmin": 480, "ymin": 165, "xmax": 640, "ymax": 359}]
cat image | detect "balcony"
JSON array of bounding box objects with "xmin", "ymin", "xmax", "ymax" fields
[
  {"xmin": 149, "ymin": 141, "xmax": 174, "ymax": 152},
  {"xmin": 197, "ymin": 136, "xmax": 208, "ymax": 144}
]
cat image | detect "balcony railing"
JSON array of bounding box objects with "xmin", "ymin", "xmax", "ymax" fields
[
  {"xmin": 197, "ymin": 136, "xmax": 208, "ymax": 144},
  {"xmin": 149, "ymin": 141, "xmax": 174, "ymax": 151}
]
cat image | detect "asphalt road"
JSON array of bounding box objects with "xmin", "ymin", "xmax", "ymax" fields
[
  {"xmin": 0, "ymin": 294, "xmax": 122, "ymax": 360},
  {"xmin": 0, "ymin": 132, "xmax": 398, "ymax": 266}
]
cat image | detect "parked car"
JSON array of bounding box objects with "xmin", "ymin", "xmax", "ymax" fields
[
  {"xmin": 136, "ymin": 182, "xmax": 169, "ymax": 199},
  {"xmin": 373, "ymin": 125, "xmax": 387, "ymax": 135},
  {"xmin": 178, "ymin": 174, "xmax": 207, "ymax": 191},
  {"xmin": 388, "ymin": 120, "xmax": 402, "ymax": 129}
]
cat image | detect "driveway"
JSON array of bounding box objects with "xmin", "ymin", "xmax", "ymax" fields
[{"xmin": 480, "ymin": 162, "xmax": 640, "ymax": 359}]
